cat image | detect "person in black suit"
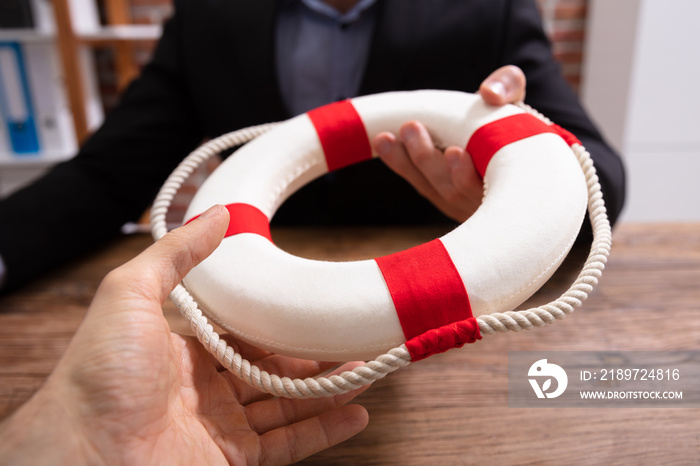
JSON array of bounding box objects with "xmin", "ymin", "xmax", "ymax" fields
[{"xmin": 0, "ymin": 0, "xmax": 625, "ymax": 291}]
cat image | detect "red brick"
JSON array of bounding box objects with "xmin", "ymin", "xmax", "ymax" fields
[
  {"xmin": 554, "ymin": 50, "xmax": 584, "ymax": 64},
  {"xmin": 554, "ymin": 3, "xmax": 587, "ymax": 20},
  {"xmin": 129, "ymin": 0, "xmax": 173, "ymax": 5},
  {"xmin": 551, "ymin": 27, "xmax": 586, "ymax": 42}
]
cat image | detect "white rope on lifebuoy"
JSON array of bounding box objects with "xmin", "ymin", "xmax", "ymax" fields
[
  {"xmin": 150, "ymin": 123, "xmax": 278, "ymax": 239},
  {"xmin": 151, "ymin": 92, "xmax": 611, "ymax": 399}
]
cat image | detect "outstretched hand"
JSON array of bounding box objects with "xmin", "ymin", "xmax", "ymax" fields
[
  {"xmin": 374, "ymin": 65, "xmax": 527, "ymax": 222},
  {"xmin": 0, "ymin": 205, "xmax": 369, "ymax": 465}
]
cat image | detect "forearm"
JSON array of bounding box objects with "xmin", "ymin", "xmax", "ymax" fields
[{"xmin": 0, "ymin": 382, "xmax": 99, "ymax": 465}]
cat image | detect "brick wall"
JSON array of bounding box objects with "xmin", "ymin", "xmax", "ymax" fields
[{"xmin": 536, "ymin": 0, "xmax": 588, "ymax": 92}]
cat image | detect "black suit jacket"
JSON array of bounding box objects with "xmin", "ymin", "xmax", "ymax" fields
[{"xmin": 0, "ymin": 0, "xmax": 625, "ymax": 291}]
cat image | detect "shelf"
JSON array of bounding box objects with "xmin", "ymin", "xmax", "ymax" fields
[
  {"xmin": 0, "ymin": 0, "xmax": 152, "ymax": 197},
  {"xmin": 77, "ymin": 24, "xmax": 162, "ymax": 43},
  {"xmin": 0, "ymin": 149, "xmax": 73, "ymax": 168},
  {"xmin": 1, "ymin": 0, "xmax": 164, "ymax": 153},
  {"xmin": 0, "ymin": 28, "xmax": 55, "ymax": 43}
]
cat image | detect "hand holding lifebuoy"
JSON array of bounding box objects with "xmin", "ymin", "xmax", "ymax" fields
[{"xmin": 374, "ymin": 65, "xmax": 527, "ymax": 222}]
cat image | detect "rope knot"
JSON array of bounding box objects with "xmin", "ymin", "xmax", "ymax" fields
[{"xmin": 405, "ymin": 317, "xmax": 482, "ymax": 361}]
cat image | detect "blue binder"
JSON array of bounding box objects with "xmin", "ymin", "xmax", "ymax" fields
[{"xmin": 0, "ymin": 41, "xmax": 40, "ymax": 154}]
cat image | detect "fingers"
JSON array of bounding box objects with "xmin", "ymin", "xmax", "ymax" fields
[
  {"xmin": 243, "ymin": 361, "xmax": 367, "ymax": 431},
  {"xmin": 245, "ymin": 383, "xmax": 368, "ymax": 439},
  {"xmin": 211, "ymin": 333, "xmax": 367, "ymax": 406},
  {"xmin": 114, "ymin": 204, "xmax": 230, "ymax": 304},
  {"xmin": 375, "ymin": 65, "xmax": 526, "ymax": 222},
  {"xmin": 216, "ymin": 334, "xmax": 274, "ymax": 367},
  {"xmin": 374, "ymin": 122, "xmax": 483, "ymax": 222},
  {"xmin": 399, "ymin": 122, "xmax": 455, "ymax": 196},
  {"xmin": 225, "ymin": 355, "xmax": 363, "ymax": 406},
  {"xmin": 479, "ymin": 64, "xmax": 527, "ymax": 105},
  {"xmin": 374, "ymin": 124, "xmax": 448, "ymax": 210},
  {"xmin": 258, "ymin": 404, "xmax": 369, "ymax": 465},
  {"xmin": 374, "ymin": 128, "xmax": 439, "ymax": 200},
  {"xmin": 443, "ymin": 146, "xmax": 483, "ymax": 202},
  {"xmin": 217, "ymin": 355, "xmax": 369, "ymax": 465}
]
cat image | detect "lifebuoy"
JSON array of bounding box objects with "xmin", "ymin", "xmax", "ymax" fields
[{"xmin": 180, "ymin": 90, "xmax": 588, "ymax": 362}]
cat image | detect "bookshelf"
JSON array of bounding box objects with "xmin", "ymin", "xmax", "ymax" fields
[
  {"xmin": 0, "ymin": 0, "xmax": 74, "ymax": 195},
  {"xmin": 0, "ymin": 0, "xmax": 162, "ymax": 197},
  {"xmin": 53, "ymin": 0, "xmax": 162, "ymax": 142}
]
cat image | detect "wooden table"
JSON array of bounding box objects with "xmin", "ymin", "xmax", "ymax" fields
[{"xmin": 1, "ymin": 223, "xmax": 699, "ymax": 464}]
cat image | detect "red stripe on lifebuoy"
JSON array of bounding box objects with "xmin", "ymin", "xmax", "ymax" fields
[
  {"xmin": 187, "ymin": 203, "xmax": 272, "ymax": 241},
  {"xmin": 307, "ymin": 100, "xmax": 373, "ymax": 172},
  {"xmin": 223, "ymin": 203, "xmax": 272, "ymax": 241},
  {"xmin": 375, "ymin": 239, "xmax": 478, "ymax": 360},
  {"xmin": 404, "ymin": 318, "xmax": 481, "ymax": 362},
  {"xmin": 467, "ymin": 113, "xmax": 580, "ymax": 178},
  {"xmin": 550, "ymin": 123, "xmax": 582, "ymax": 147}
]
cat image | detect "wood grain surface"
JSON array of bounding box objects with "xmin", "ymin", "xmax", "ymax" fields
[{"xmin": 1, "ymin": 223, "xmax": 699, "ymax": 465}]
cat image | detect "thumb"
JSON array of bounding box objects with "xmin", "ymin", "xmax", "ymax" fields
[
  {"xmin": 479, "ymin": 65, "xmax": 527, "ymax": 105},
  {"xmin": 124, "ymin": 204, "xmax": 230, "ymax": 303}
]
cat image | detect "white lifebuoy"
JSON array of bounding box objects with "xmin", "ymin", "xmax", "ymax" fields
[{"xmin": 182, "ymin": 90, "xmax": 588, "ymax": 362}]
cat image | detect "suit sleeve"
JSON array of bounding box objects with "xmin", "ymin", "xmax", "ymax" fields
[
  {"xmin": 496, "ymin": 0, "xmax": 626, "ymax": 232},
  {"xmin": 0, "ymin": 5, "xmax": 204, "ymax": 292}
]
